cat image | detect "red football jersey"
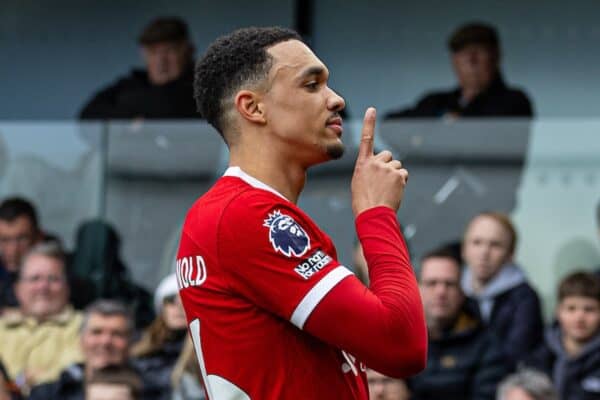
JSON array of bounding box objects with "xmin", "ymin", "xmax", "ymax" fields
[{"xmin": 177, "ymin": 166, "xmax": 368, "ymax": 399}]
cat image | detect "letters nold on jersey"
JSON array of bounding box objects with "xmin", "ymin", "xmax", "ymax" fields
[{"xmin": 176, "ymin": 255, "xmax": 207, "ymax": 288}]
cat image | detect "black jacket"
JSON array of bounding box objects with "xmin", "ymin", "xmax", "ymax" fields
[
  {"xmin": 131, "ymin": 335, "xmax": 185, "ymax": 400},
  {"xmin": 526, "ymin": 325, "xmax": 600, "ymax": 400},
  {"xmin": 385, "ymin": 75, "xmax": 533, "ymax": 119},
  {"xmin": 0, "ymin": 270, "xmax": 18, "ymax": 310},
  {"xmin": 79, "ymin": 66, "xmax": 199, "ymax": 120},
  {"xmin": 408, "ymin": 306, "xmax": 508, "ymax": 400},
  {"xmin": 28, "ymin": 363, "xmax": 163, "ymax": 400},
  {"xmin": 28, "ymin": 364, "xmax": 86, "ymax": 400}
]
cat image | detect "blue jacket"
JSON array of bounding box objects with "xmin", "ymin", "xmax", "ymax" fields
[{"xmin": 462, "ymin": 263, "xmax": 544, "ymax": 368}]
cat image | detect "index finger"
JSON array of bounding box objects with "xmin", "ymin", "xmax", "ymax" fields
[{"xmin": 357, "ymin": 107, "xmax": 376, "ymax": 160}]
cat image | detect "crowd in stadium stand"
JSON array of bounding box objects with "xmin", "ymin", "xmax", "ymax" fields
[
  {"xmin": 1, "ymin": 16, "xmax": 599, "ymax": 400},
  {"xmin": 1, "ymin": 194, "xmax": 598, "ymax": 399}
]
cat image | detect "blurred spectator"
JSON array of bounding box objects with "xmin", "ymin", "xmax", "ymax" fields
[
  {"xmin": 79, "ymin": 17, "xmax": 198, "ymax": 120},
  {"xmin": 385, "ymin": 22, "xmax": 533, "ymax": 119},
  {"xmin": 366, "ymin": 368, "xmax": 410, "ymax": 400},
  {"xmin": 408, "ymin": 245, "xmax": 507, "ymax": 399},
  {"xmin": 0, "ymin": 197, "xmax": 43, "ymax": 310},
  {"xmin": 496, "ymin": 368, "xmax": 558, "ymax": 400},
  {"xmin": 525, "ymin": 272, "xmax": 600, "ymax": 400},
  {"xmin": 131, "ymin": 274, "xmax": 187, "ymax": 400},
  {"xmin": 68, "ymin": 219, "xmax": 154, "ymax": 329},
  {"xmin": 0, "ymin": 242, "xmax": 82, "ymax": 391},
  {"xmin": 461, "ymin": 211, "xmax": 543, "ymax": 368},
  {"xmin": 85, "ymin": 365, "xmax": 142, "ymax": 400},
  {"xmin": 0, "ymin": 362, "xmax": 21, "ymax": 400},
  {"xmin": 29, "ymin": 299, "xmax": 135, "ymax": 400},
  {"xmin": 170, "ymin": 337, "xmax": 206, "ymax": 400}
]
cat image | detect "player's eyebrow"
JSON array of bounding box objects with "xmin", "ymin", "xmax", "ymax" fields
[{"xmin": 297, "ymin": 65, "xmax": 327, "ymax": 81}]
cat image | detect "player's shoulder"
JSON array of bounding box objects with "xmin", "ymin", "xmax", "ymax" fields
[{"xmin": 221, "ymin": 184, "xmax": 306, "ymax": 226}]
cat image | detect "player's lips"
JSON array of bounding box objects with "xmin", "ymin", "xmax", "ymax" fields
[{"xmin": 326, "ymin": 117, "xmax": 343, "ymax": 136}]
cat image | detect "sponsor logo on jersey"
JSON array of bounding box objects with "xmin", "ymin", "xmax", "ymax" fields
[
  {"xmin": 294, "ymin": 250, "xmax": 332, "ymax": 279},
  {"xmin": 263, "ymin": 210, "xmax": 310, "ymax": 257},
  {"xmin": 176, "ymin": 255, "xmax": 207, "ymax": 288}
]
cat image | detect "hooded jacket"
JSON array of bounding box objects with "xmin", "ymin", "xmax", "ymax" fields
[
  {"xmin": 526, "ymin": 324, "xmax": 600, "ymax": 400},
  {"xmin": 461, "ymin": 263, "xmax": 543, "ymax": 368}
]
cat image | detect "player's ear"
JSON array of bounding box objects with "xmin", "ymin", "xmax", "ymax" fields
[{"xmin": 235, "ymin": 90, "xmax": 266, "ymax": 125}]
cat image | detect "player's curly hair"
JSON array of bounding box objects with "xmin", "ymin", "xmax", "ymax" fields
[{"xmin": 194, "ymin": 26, "xmax": 302, "ymax": 138}]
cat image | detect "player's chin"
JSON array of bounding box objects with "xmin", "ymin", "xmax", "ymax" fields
[{"xmin": 325, "ymin": 141, "xmax": 345, "ymax": 160}]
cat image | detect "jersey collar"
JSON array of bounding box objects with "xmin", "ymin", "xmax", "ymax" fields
[{"xmin": 224, "ymin": 166, "xmax": 289, "ymax": 201}]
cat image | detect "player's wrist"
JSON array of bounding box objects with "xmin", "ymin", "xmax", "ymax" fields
[{"xmin": 355, "ymin": 205, "xmax": 397, "ymax": 223}]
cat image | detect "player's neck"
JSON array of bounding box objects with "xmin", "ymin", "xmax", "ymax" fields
[{"xmin": 229, "ymin": 151, "xmax": 306, "ymax": 204}]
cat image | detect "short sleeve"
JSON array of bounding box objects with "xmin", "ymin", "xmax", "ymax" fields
[{"xmin": 218, "ymin": 191, "xmax": 352, "ymax": 329}]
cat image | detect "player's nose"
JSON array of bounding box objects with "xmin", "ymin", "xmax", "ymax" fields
[{"xmin": 327, "ymin": 87, "xmax": 345, "ymax": 113}]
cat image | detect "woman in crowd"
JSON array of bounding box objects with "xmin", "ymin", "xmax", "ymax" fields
[
  {"xmin": 131, "ymin": 274, "xmax": 188, "ymax": 400},
  {"xmin": 171, "ymin": 337, "xmax": 206, "ymax": 400}
]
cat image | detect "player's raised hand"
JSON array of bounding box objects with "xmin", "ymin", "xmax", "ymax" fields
[{"xmin": 351, "ymin": 107, "xmax": 409, "ymax": 217}]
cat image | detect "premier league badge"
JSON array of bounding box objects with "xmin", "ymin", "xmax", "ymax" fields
[{"xmin": 263, "ymin": 210, "xmax": 310, "ymax": 257}]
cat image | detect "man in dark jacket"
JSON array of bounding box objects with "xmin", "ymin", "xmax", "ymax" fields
[
  {"xmin": 408, "ymin": 246, "xmax": 507, "ymax": 400},
  {"xmin": 28, "ymin": 300, "xmax": 160, "ymax": 400},
  {"xmin": 385, "ymin": 22, "xmax": 533, "ymax": 119},
  {"xmin": 461, "ymin": 211, "xmax": 543, "ymax": 369},
  {"xmin": 526, "ymin": 272, "xmax": 600, "ymax": 400},
  {"xmin": 79, "ymin": 17, "xmax": 199, "ymax": 120},
  {"xmin": 0, "ymin": 197, "xmax": 43, "ymax": 311}
]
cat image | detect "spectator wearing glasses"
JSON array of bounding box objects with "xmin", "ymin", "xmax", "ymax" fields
[
  {"xmin": 131, "ymin": 274, "xmax": 188, "ymax": 400},
  {"xmin": 0, "ymin": 242, "xmax": 82, "ymax": 392},
  {"xmin": 408, "ymin": 245, "xmax": 507, "ymax": 400}
]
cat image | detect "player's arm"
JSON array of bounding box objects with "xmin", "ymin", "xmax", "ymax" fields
[
  {"xmin": 305, "ymin": 108, "xmax": 427, "ymax": 378},
  {"xmin": 304, "ymin": 207, "xmax": 426, "ymax": 378}
]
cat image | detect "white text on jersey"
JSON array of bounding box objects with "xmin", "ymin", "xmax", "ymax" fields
[{"xmin": 176, "ymin": 255, "xmax": 207, "ymax": 288}]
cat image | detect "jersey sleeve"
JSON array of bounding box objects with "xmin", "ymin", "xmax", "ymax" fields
[
  {"xmin": 304, "ymin": 206, "xmax": 428, "ymax": 378},
  {"xmin": 217, "ymin": 191, "xmax": 352, "ymax": 328}
]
